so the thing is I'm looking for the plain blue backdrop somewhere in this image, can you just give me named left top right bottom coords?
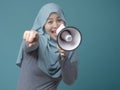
left=0, top=0, right=120, bottom=90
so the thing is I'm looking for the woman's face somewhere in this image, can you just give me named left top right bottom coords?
left=44, top=12, right=65, bottom=41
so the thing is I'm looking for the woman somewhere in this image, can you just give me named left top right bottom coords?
left=16, top=3, right=79, bottom=90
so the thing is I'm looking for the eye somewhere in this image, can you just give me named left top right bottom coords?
left=47, top=21, right=53, bottom=24
left=57, top=18, right=63, bottom=22
left=57, top=19, right=63, bottom=22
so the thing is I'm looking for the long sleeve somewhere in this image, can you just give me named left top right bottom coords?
left=59, top=51, right=79, bottom=85
left=16, top=40, right=39, bottom=67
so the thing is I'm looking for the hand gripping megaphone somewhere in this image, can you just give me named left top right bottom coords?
left=56, top=24, right=82, bottom=51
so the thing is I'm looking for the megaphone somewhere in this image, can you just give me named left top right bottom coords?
left=56, top=24, right=82, bottom=51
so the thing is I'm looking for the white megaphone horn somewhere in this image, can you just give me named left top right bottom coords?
left=56, top=24, right=82, bottom=51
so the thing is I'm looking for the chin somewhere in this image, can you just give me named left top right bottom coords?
left=52, top=37, right=57, bottom=41
left=53, top=38, right=57, bottom=41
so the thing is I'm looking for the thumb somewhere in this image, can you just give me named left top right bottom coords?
left=28, top=43, right=33, bottom=47
left=28, top=42, right=37, bottom=47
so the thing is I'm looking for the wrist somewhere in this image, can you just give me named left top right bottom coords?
left=59, top=51, right=69, bottom=60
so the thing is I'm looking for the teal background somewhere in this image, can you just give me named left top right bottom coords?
left=0, top=0, right=120, bottom=90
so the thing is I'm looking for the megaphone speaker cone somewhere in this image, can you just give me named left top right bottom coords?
left=57, top=26, right=82, bottom=51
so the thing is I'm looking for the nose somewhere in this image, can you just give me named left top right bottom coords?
left=53, top=22, right=59, bottom=29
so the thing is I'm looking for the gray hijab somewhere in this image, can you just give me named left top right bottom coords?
left=16, top=3, right=68, bottom=78
left=33, top=3, right=67, bottom=78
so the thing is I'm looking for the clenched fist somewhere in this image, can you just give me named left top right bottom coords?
left=23, top=30, right=39, bottom=47
left=57, top=45, right=68, bottom=60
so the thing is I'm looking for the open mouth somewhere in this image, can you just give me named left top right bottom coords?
left=51, top=30, right=57, bottom=35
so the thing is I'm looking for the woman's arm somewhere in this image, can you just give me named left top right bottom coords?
left=59, top=51, right=79, bottom=85
left=16, top=30, right=39, bottom=67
